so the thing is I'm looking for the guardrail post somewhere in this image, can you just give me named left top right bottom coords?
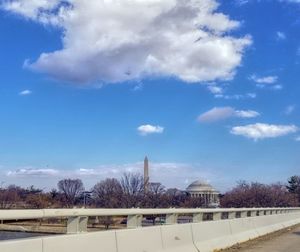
left=67, top=216, right=88, bottom=233
left=79, top=216, right=88, bottom=232
left=213, top=212, right=222, bottom=221
left=228, top=211, right=236, bottom=219
left=127, top=215, right=142, bottom=228
left=193, top=213, right=203, bottom=223
left=249, top=211, right=256, bottom=217
left=166, top=214, right=178, bottom=224
left=258, top=210, right=264, bottom=216
left=240, top=211, right=247, bottom=218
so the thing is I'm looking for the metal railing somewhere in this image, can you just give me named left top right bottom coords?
left=0, top=207, right=299, bottom=233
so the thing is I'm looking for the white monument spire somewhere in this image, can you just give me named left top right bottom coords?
left=144, top=156, right=149, bottom=192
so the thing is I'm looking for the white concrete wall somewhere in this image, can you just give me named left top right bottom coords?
left=1, top=212, right=300, bottom=252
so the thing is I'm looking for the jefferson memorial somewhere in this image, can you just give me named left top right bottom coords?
left=186, top=180, right=220, bottom=206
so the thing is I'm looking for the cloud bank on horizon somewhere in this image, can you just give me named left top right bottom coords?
left=2, top=162, right=225, bottom=191
left=2, top=0, right=251, bottom=84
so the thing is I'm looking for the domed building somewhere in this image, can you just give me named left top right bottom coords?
left=186, top=180, right=220, bottom=207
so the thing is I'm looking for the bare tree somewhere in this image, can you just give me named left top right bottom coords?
left=0, top=186, right=20, bottom=209
left=144, top=183, right=166, bottom=208
left=57, top=179, right=84, bottom=207
left=221, top=181, right=298, bottom=208
left=120, top=173, right=144, bottom=207
left=93, top=178, right=123, bottom=208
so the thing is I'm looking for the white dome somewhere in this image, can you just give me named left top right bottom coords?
left=186, top=180, right=218, bottom=193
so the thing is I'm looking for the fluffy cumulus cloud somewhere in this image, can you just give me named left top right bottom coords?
left=137, top=124, right=164, bottom=136
left=2, top=0, right=251, bottom=84
left=231, top=123, right=298, bottom=140
left=198, top=107, right=260, bottom=123
left=2, top=0, right=66, bottom=26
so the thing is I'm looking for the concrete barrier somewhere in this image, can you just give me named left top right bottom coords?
left=191, top=214, right=300, bottom=252
left=1, top=208, right=300, bottom=252
left=116, top=226, right=163, bottom=252
left=275, top=213, right=295, bottom=228
left=283, top=212, right=300, bottom=226
left=253, top=215, right=285, bottom=236
left=0, top=238, right=43, bottom=252
left=192, top=220, right=234, bottom=252
left=160, top=224, right=198, bottom=252
left=43, top=231, right=117, bottom=252
left=229, top=217, right=258, bottom=243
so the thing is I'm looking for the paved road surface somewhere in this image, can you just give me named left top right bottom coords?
left=232, top=226, right=300, bottom=252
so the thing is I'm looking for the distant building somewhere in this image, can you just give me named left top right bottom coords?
left=186, top=180, right=220, bottom=207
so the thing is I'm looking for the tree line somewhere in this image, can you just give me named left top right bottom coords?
left=0, top=174, right=299, bottom=209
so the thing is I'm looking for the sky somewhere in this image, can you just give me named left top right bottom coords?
left=0, top=0, right=300, bottom=192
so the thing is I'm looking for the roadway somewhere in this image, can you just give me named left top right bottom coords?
left=226, top=225, right=300, bottom=252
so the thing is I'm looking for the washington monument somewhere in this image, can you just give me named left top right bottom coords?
left=144, top=156, right=149, bottom=192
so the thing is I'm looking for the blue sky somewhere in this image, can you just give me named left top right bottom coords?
left=0, top=0, right=299, bottom=191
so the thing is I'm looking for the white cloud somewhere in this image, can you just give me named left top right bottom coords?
left=235, top=110, right=260, bottom=118
left=250, top=75, right=283, bottom=90
left=207, top=85, right=224, bottom=95
left=3, top=0, right=251, bottom=84
left=19, top=89, right=32, bottom=96
left=215, top=92, right=257, bottom=100
left=132, top=83, right=143, bottom=92
left=231, top=123, right=298, bottom=140
left=137, top=124, right=164, bottom=136
left=198, top=107, right=235, bottom=122
left=2, top=0, right=64, bottom=24
left=276, top=31, right=286, bottom=40
left=272, top=84, right=283, bottom=90
left=250, top=75, right=278, bottom=84
left=7, top=168, right=59, bottom=177
left=198, top=107, right=259, bottom=122
left=285, top=105, right=295, bottom=115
